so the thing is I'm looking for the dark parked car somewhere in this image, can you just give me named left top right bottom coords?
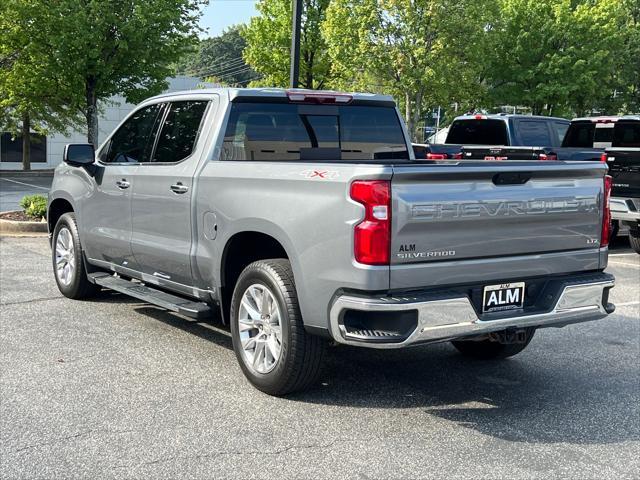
left=413, top=114, right=569, bottom=161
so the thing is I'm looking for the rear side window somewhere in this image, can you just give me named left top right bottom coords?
left=153, top=101, right=208, bottom=163
left=562, top=123, right=595, bottom=148
left=517, top=120, right=552, bottom=146
left=104, top=104, right=163, bottom=163
left=613, top=122, right=640, bottom=147
left=220, top=103, right=408, bottom=161
left=445, top=119, right=508, bottom=145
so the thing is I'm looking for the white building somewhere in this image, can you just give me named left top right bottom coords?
left=0, top=76, right=207, bottom=170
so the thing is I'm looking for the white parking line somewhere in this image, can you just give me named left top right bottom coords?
left=609, top=253, right=638, bottom=257
left=0, top=177, right=50, bottom=190
left=609, top=261, right=640, bottom=268
left=616, top=301, right=640, bottom=307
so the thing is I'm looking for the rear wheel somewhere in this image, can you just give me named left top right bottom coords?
left=52, top=212, right=100, bottom=299
left=629, top=230, right=640, bottom=254
left=451, top=328, right=535, bottom=360
left=230, top=259, right=324, bottom=395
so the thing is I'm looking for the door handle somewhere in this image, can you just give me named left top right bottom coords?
left=116, top=179, right=130, bottom=189
left=170, top=182, right=189, bottom=194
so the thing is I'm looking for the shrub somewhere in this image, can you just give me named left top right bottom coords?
left=19, top=194, right=47, bottom=220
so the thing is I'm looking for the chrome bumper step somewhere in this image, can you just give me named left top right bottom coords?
left=330, top=273, right=615, bottom=349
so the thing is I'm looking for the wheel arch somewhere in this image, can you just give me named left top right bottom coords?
left=47, top=195, right=75, bottom=238
left=218, top=230, right=296, bottom=324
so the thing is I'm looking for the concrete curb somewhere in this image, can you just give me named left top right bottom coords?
left=0, top=169, right=54, bottom=177
left=0, top=211, right=48, bottom=234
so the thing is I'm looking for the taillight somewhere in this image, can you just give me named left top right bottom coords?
left=426, top=153, right=448, bottom=160
left=601, top=175, right=612, bottom=247
left=350, top=180, right=391, bottom=265
left=600, top=152, right=608, bottom=163
left=539, top=153, right=558, bottom=161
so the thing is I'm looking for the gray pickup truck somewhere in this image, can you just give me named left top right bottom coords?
left=48, top=88, right=615, bottom=395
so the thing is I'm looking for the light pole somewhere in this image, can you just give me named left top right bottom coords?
left=289, top=0, right=302, bottom=88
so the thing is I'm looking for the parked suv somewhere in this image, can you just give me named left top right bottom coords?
left=48, top=89, right=615, bottom=395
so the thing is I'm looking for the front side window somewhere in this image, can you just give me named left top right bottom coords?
left=153, top=101, right=208, bottom=163
left=221, top=103, right=408, bottom=161
left=104, top=103, right=163, bottom=164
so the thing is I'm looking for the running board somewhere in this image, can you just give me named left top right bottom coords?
left=89, top=273, right=213, bottom=319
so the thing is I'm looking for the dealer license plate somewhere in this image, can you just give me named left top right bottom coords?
left=482, top=282, right=525, bottom=313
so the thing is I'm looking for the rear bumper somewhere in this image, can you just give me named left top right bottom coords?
left=611, top=197, right=640, bottom=223
left=329, top=273, right=615, bottom=349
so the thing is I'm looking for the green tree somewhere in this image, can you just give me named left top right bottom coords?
left=0, top=1, right=81, bottom=170
left=485, top=0, right=627, bottom=116
left=3, top=0, right=205, bottom=147
left=324, top=0, right=495, bottom=139
left=242, top=0, right=333, bottom=89
left=177, top=26, right=256, bottom=86
left=617, top=0, right=640, bottom=112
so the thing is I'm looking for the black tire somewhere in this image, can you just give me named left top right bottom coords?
left=52, top=212, right=100, bottom=299
left=230, top=259, right=324, bottom=395
left=610, top=220, right=619, bottom=244
left=629, top=231, right=640, bottom=255
left=451, top=328, right=535, bottom=360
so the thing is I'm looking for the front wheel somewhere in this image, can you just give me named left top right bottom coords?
left=52, top=212, right=100, bottom=299
left=230, top=259, right=325, bottom=395
left=451, top=328, right=535, bottom=360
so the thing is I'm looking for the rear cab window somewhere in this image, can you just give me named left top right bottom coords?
left=220, top=102, right=409, bottom=162
left=613, top=122, right=640, bottom=147
left=445, top=119, right=508, bottom=145
left=562, top=120, right=640, bottom=148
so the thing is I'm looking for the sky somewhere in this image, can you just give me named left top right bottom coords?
left=199, top=0, right=259, bottom=38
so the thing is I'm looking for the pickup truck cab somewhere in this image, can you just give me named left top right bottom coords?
left=559, top=116, right=640, bottom=252
left=48, top=88, right=615, bottom=395
left=414, top=114, right=569, bottom=161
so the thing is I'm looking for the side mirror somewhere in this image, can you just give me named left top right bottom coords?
left=63, top=144, right=95, bottom=167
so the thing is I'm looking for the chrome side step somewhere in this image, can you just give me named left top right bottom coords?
left=89, top=273, right=213, bottom=319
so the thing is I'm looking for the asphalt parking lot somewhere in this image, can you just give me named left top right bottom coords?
left=0, top=236, right=638, bottom=479
left=0, top=175, right=53, bottom=212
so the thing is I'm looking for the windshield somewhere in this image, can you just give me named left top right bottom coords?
left=221, top=102, right=409, bottom=161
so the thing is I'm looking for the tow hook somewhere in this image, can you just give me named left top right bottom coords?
left=489, top=328, right=528, bottom=344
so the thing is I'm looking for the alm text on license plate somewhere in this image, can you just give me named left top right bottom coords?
left=482, top=282, right=525, bottom=313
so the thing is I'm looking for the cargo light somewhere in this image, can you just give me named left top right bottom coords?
left=350, top=180, right=391, bottom=265
left=601, top=175, right=612, bottom=247
left=286, top=90, right=352, bottom=104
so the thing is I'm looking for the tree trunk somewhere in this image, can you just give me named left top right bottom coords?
left=21, top=112, right=31, bottom=171
left=85, top=77, right=99, bottom=146
left=411, top=91, right=423, bottom=143
left=405, top=92, right=414, bottom=141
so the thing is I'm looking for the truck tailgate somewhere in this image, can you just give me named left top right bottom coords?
left=390, top=161, right=606, bottom=288
left=606, top=147, right=640, bottom=198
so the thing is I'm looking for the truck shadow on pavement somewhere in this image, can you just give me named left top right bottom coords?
left=93, top=291, right=638, bottom=446
left=292, top=315, right=640, bottom=446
